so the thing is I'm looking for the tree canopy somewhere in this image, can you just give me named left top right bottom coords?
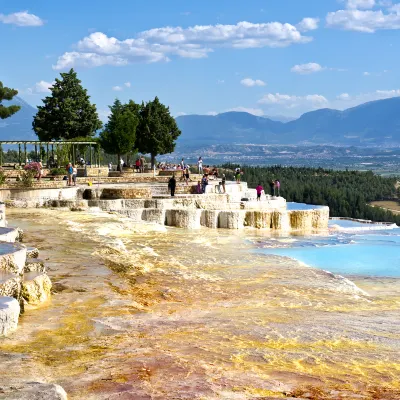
left=99, top=99, right=139, bottom=164
left=32, top=68, right=102, bottom=141
left=136, top=97, right=181, bottom=167
left=0, top=81, right=21, bottom=119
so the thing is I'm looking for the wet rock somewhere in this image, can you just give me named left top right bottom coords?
left=26, top=247, right=39, bottom=259
left=24, top=258, right=46, bottom=273
left=0, top=382, right=67, bottom=399
left=21, top=273, right=52, bottom=305
left=0, top=296, right=20, bottom=336
left=0, top=275, right=21, bottom=299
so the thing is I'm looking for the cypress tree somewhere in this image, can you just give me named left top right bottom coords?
left=33, top=69, right=102, bottom=141
left=0, top=81, right=21, bottom=119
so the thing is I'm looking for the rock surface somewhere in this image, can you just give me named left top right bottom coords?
left=0, top=296, right=20, bottom=336
left=26, top=247, right=39, bottom=259
left=21, top=273, right=52, bottom=305
left=24, top=258, right=46, bottom=273
left=0, top=382, right=67, bottom=400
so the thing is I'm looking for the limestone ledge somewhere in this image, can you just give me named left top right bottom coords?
left=0, top=296, right=20, bottom=336
left=21, top=273, right=52, bottom=306
left=0, top=382, right=67, bottom=400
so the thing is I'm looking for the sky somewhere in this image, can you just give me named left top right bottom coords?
left=1, top=0, right=400, bottom=120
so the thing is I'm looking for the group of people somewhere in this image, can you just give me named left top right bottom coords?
left=135, top=156, right=146, bottom=173
left=255, top=179, right=281, bottom=201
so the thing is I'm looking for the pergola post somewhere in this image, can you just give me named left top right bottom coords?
left=18, top=144, right=21, bottom=166
left=34, top=144, right=38, bottom=161
left=97, top=144, right=100, bottom=167
left=24, top=143, right=27, bottom=164
left=0, top=145, right=3, bottom=167
left=46, top=144, right=49, bottom=166
left=90, top=146, right=93, bottom=167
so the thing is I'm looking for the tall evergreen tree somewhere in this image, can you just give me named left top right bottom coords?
left=99, top=99, right=139, bottom=169
left=136, top=97, right=181, bottom=167
left=0, top=81, right=21, bottom=119
left=33, top=69, right=102, bottom=141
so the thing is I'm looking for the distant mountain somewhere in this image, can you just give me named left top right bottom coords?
left=264, top=115, right=296, bottom=123
left=0, top=96, right=37, bottom=141
left=176, top=97, right=400, bottom=147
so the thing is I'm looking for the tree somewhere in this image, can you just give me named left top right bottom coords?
left=136, top=97, right=181, bottom=167
left=99, top=99, right=139, bottom=170
left=0, top=81, right=20, bottom=119
left=33, top=68, right=102, bottom=141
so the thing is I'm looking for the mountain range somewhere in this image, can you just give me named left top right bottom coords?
left=1, top=96, right=400, bottom=146
left=176, top=97, right=400, bottom=147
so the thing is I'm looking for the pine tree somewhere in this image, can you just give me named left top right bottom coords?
left=136, top=97, right=181, bottom=167
left=33, top=69, right=102, bottom=141
left=0, top=81, right=21, bottom=119
left=99, top=99, right=139, bottom=169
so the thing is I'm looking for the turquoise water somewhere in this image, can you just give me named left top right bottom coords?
left=286, top=202, right=326, bottom=210
left=254, top=220, right=400, bottom=277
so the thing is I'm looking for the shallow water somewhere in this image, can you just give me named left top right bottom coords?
left=254, top=220, right=400, bottom=277
left=0, top=209, right=399, bottom=399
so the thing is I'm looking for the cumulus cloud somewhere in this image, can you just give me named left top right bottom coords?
left=291, top=62, right=325, bottom=74
left=26, top=80, right=54, bottom=94
left=296, top=17, right=319, bottom=31
left=124, top=82, right=131, bottom=88
left=337, top=93, right=351, bottom=100
left=346, top=0, right=376, bottom=9
left=258, top=93, right=328, bottom=109
left=112, top=86, right=123, bottom=91
left=240, top=78, right=266, bottom=87
left=0, top=10, right=44, bottom=27
left=327, top=5, right=400, bottom=32
left=53, top=18, right=316, bottom=70
left=226, top=107, right=264, bottom=116
left=207, top=111, right=218, bottom=116
left=332, top=88, right=400, bottom=108
left=176, top=112, right=187, bottom=117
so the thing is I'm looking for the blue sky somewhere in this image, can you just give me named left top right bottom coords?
left=1, top=0, right=400, bottom=119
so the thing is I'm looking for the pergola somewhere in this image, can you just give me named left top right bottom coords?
left=0, top=140, right=101, bottom=167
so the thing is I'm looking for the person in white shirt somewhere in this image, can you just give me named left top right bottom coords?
left=197, top=157, right=203, bottom=174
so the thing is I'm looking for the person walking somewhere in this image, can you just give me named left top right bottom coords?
left=256, top=183, right=264, bottom=201
left=275, top=179, right=281, bottom=197
left=235, top=167, right=241, bottom=183
left=119, top=157, right=124, bottom=172
left=140, top=155, right=145, bottom=173
left=269, top=180, right=276, bottom=196
left=66, top=163, right=73, bottom=186
left=221, top=173, right=226, bottom=194
left=197, top=157, right=203, bottom=174
left=201, top=174, right=208, bottom=194
left=72, top=164, right=78, bottom=186
left=168, top=174, right=177, bottom=197
left=184, top=166, right=191, bottom=185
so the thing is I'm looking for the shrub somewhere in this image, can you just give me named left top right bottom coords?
left=24, top=162, right=41, bottom=173
left=50, top=167, right=66, bottom=176
left=0, top=168, right=5, bottom=186
left=19, top=170, right=36, bottom=187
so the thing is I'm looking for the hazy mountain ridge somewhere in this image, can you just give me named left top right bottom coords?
left=176, top=97, right=400, bottom=146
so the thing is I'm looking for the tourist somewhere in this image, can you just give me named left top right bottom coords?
left=184, top=166, right=191, bottom=185
left=212, top=167, right=219, bottom=179
left=196, top=180, right=202, bottom=194
left=140, top=155, right=145, bottom=173
left=180, top=158, right=185, bottom=170
left=72, top=164, right=78, bottom=186
left=168, top=174, right=176, bottom=197
left=197, top=157, right=203, bottom=174
left=119, top=157, right=124, bottom=172
left=269, top=180, right=275, bottom=196
left=135, top=158, right=140, bottom=172
left=108, top=162, right=112, bottom=171
left=275, top=179, right=281, bottom=197
left=201, top=174, right=208, bottom=194
left=66, top=163, right=73, bottom=186
left=256, top=183, right=264, bottom=201
left=235, top=167, right=241, bottom=183
left=221, top=174, right=226, bottom=193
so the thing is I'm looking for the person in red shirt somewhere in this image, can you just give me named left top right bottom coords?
left=256, top=183, right=264, bottom=201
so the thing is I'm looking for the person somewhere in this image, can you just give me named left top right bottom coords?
left=168, top=174, right=176, bottom=197
left=135, top=158, right=140, bottom=172
left=221, top=174, right=226, bottom=194
left=256, top=183, right=264, bottom=201
left=201, top=174, right=208, bottom=194
left=235, top=167, right=241, bottom=183
left=108, top=162, right=112, bottom=171
left=72, top=164, right=78, bottom=186
left=180, top=158, right=185, bottom=170
left=140, top=156, right=145, bottom=173
left=196, top=180, right=202, bottom=194
left=212, top=167, right=219, bottom=179
left=269, top=180, right=276, bottom=196
left=66, top=163, right=73, bottom=186
left=37, top=160, right=43, bottom=181
left=184, top=166, right=191, bottom=185
left=275, top=179, right=281, bottom=197
left=119, top=158, right=124, bottom=172
left=197, top=157, right=203, bottom=174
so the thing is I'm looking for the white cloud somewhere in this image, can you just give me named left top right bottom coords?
left=337, top=93, right=351, bottom=100
left=206, top=111, right=218, bottom=116
left=176, top=112, right=187, bottom=117
left=258, top=93, right=328, bottom=109
left=240, top=78, right=266, bottom=87
left=363, top=71, right=371, bottom=76
left=226, top=107, right=264, bottom=116
left=112, top=86, right=123, bottom=91
left=327, top=7, right=400, bottom=32
left=0, top=10, right=44, bottom=27
left=98, top=109, right=111, bottom=122
left=291, top=62, right=324, bottom=74
left=124, top=82, right=131, bottom=88
left=217, top=79, right=225, bottom=84
left=25, top=80, right=54, bottom=94
left=296, top=17, right=320, bottom=31
left=346, top=0, right=376, bottom=9
left=53, top=18, right=316, bottom=70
